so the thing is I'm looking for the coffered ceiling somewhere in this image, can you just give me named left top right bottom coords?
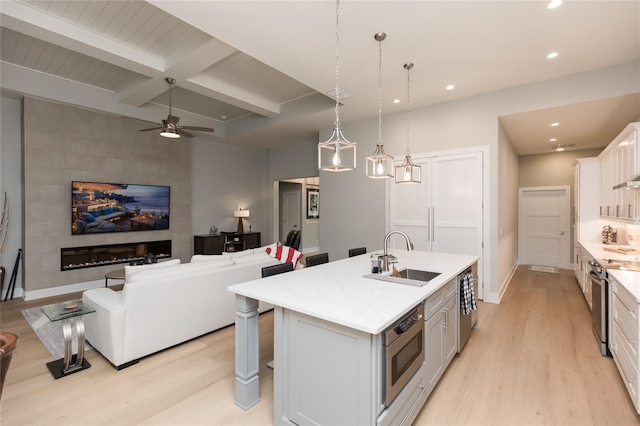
left=1, top=0, right=638, bottom=154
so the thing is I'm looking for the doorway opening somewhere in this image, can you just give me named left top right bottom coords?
left=273, top=177, right=320, bottom=254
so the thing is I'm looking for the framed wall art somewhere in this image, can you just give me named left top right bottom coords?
left=307, top=188, right=319, bottom=219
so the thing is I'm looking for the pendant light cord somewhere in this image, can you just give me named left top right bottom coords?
left=377, top=36, right=383, bottom=146
left=406, top=65, right=411, bottom=156
left=334, top=0, right=341, bottom=130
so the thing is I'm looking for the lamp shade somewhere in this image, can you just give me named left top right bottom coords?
left=234, top=209, right=250, bottom=218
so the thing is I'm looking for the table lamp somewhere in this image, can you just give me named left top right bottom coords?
left=234, top=209, right=250, bottom=234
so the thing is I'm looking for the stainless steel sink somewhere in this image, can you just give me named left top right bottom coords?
left=398, top=269, right=441, bottom=282
left=363, top=268, right=441, bottom=287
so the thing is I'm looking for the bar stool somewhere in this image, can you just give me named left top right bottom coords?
left=348, top=247, right=367, bottom=257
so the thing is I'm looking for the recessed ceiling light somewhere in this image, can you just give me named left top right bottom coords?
left=547, top=52, right=559, bottom=59
left=550, top=138, right=557, bottom=142
left=446, top=85, right=454, bottom=90
left=393, top=99, right=400, bottom=104
left=548, top=0, right=562, bottom=9
left=221, top=115, right=227, bottom=120
left=556, top=147, right=565, bottom=152
left=551, top=122, right=560, bottom=127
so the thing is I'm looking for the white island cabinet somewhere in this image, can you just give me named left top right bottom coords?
left=228, top=250, right=478, bottom=426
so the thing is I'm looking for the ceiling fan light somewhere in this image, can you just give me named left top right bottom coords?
left=160, top=128, right=180, bottom=138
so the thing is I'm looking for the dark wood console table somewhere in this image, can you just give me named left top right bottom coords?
left=194, top=232, right=261, bottom=255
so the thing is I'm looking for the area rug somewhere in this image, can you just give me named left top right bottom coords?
left=527, top=265, right=559, bottom=274
left=21, top=307, right=93, bottom=360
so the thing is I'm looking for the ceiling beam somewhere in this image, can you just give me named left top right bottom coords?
left=0, top=0, right=162, bottom=75
left=0, top=61, right=226, bottom=137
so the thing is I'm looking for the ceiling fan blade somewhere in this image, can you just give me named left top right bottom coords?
left=180, top=126, right=214, bottom=133
left=139, top=126, right=163, bottom=132
left=177, top=128, right=194, bottom=138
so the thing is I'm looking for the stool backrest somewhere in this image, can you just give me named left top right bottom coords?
left=305, top=253, right=329, bottom=267
left=262, top=262, right=294, bottom=278
left=348, top=247, right=367, bottom=257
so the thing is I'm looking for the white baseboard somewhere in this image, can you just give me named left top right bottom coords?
left=484, top=261, right=519, bottom=304
left=24, top=279, right=106, bottom=301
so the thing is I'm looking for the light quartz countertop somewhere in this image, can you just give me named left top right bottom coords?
left=228, top=249, right=478, bottom=335
left=578, top=240, right=640, bottom=301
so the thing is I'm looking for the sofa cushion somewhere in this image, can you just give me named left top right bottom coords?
left=190, top=254, right=232, bottom=263
left=229, top=249, right=255, bottom=258
left=266, top=245, right=303, bottom=269
left=126, top=259, right=235, bottom=284
left=231, top=252, right=274, bottom=265
left=125, top=259, right=181, bottom=282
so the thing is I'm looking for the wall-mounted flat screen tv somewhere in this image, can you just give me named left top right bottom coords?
left=72, top=181, right=169, bottom=235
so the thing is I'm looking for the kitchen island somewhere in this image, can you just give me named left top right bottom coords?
left=228, top=249, right=478, bottom=425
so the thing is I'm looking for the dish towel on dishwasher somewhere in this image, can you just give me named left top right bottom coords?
left=461, top=272, right=477, bottom=315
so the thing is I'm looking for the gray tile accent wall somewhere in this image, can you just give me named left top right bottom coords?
left=23, top=97, right=191, bottom=292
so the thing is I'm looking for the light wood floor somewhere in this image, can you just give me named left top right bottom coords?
left=1, top=267, right=639, bottom=425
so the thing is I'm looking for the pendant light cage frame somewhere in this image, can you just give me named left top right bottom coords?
left=366, top=32, right=394, bottom=179
left=395, top=63, right=422, bottom=184
left=319, top=0, right=356, bottom=172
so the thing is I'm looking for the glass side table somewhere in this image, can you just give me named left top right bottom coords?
left=41, top=299, right=95, bottom=379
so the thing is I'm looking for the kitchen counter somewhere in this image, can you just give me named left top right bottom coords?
left=229, top=249, right=478, bottom=334
left=578, top=240, right=640, bottom=301
left=227, top=249, right=478, bottom=418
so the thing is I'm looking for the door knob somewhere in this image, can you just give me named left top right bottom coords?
left=557, top=231, right=564, bottom=234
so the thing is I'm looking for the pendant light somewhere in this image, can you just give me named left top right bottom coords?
left=395, top=63, right=422, bottom=184
left=366, top=32, right=394, bottom=179
left=318, top=0, right=356, bottom=172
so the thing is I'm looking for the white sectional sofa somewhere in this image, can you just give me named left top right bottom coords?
left=82, top=248, right=285, bottom=369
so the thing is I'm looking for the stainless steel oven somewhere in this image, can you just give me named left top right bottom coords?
left=590, top=260, right=611, bottom=357
left=383, top=303, right=424, bottom=406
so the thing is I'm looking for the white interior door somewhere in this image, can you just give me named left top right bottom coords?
left=519, top=187, right=570, bottom=268
left=282, top=191, right=301, bottom=242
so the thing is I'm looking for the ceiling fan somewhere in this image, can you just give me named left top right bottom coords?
left=139, top=77, right=214, bottom=139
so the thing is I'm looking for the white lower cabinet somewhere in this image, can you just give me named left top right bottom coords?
left=610, top=277, right=640, bottom=414
left=424, top=279, right=457, bottom=397
left=574, top=244, right=593, bottom=310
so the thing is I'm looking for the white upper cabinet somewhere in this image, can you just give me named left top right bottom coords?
left=599, top=123, right=640, bottom=221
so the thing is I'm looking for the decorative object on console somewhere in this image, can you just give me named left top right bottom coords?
left=366, top=32, right=394, bottom=179
left=234, top=209, right=250, bottom=234
left=138, top=77, right=214, bottom=139
left=209, top=225, right=218, bottom=235
left=395, top=63, right=422, bottom=184
left=318, top=0, right=356, bottom=172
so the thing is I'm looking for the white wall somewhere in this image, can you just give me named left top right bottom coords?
left=0, top=97, right=23, bottom=298
left=190, top=138, right=269, bottom=250
left=318, top=61, right=640, bottom=303
left=268, top=140, right=319, bottom=244
left=497, top=121, right=519, bottom=302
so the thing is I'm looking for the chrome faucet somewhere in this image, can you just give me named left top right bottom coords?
left=379, top=230, right=414, bottom=272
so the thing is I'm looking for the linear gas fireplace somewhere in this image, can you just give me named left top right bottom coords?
left=61, top=240, right=172, bottom=271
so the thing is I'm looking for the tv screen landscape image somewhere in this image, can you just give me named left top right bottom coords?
left=72, top=181, right=170, bottom=235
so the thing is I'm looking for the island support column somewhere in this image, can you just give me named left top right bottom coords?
left=234, top=295, right=260, bottom=410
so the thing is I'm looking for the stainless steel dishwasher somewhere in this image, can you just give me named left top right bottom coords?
left=458, top=263, right=478, bottom=352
